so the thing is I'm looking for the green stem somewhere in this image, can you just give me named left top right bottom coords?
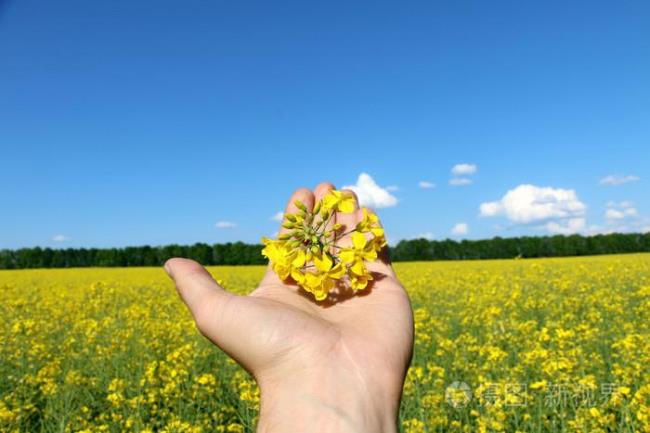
left=337, top=228, right=359, bottom=238
left=317, top=211, right=335, bottom=237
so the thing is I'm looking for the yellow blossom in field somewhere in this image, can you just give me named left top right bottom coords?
left=0, top=254, right=649, bottom=432
left=402, top=418, right=426, bottom=433
left=530, top=380, right=548, bottom=391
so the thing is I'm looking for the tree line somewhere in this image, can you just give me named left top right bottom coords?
left=389, top=232, right=650, bottom=261
left=0, top=242, right=266, bottom=269
left=1, top=232, right=649, bottom=269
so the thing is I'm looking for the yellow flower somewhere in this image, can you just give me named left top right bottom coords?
left=261, top=238, right=294, bottom=280
left=349, top=270, right=373, bottom=291
left=322, top=190, right=356, bottom=213
left=340, top=232, right=378, bottom=273
left=301, top=252, right=346, bottom=300
left=196, top=373, right=217, bottom=387
left=530, top=380, right=547, bottom=391
left=302, top=272, right=331, bottom=301
left=356, top=208, right=385, bottom=238
left=340, top=232, right=378, bottom=291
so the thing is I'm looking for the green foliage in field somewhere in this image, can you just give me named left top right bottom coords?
left=1, top=255, right=649, bottom=432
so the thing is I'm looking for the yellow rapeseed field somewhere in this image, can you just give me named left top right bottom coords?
left=1, top=254, right=649, bottom=432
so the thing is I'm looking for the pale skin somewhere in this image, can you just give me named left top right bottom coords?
left=164, top=182, right=414, bottom=433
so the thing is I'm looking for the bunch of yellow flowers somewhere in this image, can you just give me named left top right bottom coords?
left=261, top=190, right=387, bottom=301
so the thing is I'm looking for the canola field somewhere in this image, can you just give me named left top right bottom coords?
left=1, top=254, right=649, bottom=433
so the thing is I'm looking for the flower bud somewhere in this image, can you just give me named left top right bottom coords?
left=294, top=200, right=307, bottom=212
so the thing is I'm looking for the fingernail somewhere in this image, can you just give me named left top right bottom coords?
left=164, top=262, right=173, bottom=278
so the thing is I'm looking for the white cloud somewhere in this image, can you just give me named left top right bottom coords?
left=451, top=163, right=477, bottom=176
left=605, top=209, right=626, bottom=220
left=643, top=226, right=650, bottom=234
left=451, top=222, right=469, bottom=236
left=479, top=184, right=586, bottom=224
left=343, top=173, right=398, bottom=209
left=215, top=221, right=237, bottom=229
left=587, top=207, right=649, bottom=234
left=418, top=181, right=436, bottom=189
left=545, top=218, right=586, bottom=235
left=480, top=201, right=503, bottom=217
left=605, top=208, right=637, bottom=220
left=449, top=177, right=473, bottom=186
left=416, top=232, right=435, bottom=240
left=605, top=201, right=638, bottom=221
left=52, top=234, right=70, bottom=242
left=599, top=174, right=640, bottom=186
left=385, top=185, right=399, bottom=192
left=271, top=211, right=284, bottom=222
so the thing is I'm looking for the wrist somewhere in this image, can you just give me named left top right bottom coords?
left=255, top=366, right=400, bottom=433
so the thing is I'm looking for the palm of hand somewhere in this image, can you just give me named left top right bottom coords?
left=249, top=261, right=413, bottom=395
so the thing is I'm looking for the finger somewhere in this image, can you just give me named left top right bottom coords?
left=165, top=258, right=310, bottom=372
left=278, top=187, right=315, bottom=236
left=313, top=181, right=335, bottom=233
left=313, top=181, right=335, bottom=202
left=341, top=188, right=359, bottom=211
left=263, top=188, right=315, bottom=285
left=165, top=258, right=229, bottom=317
left=165, top=258, right=244, bottom=356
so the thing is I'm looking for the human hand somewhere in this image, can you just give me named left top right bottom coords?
left=165, top=183, right=414, bottom=433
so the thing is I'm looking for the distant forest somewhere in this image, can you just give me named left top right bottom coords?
left=1, top=232, right=649, bottom=269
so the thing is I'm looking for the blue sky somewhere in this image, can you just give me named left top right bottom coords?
left=1, top=0, right=649, bottom=248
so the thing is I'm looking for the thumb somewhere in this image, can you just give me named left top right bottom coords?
left=164, top=258, right=228, bottom=320
left=164, top=258, right=246, bottom=362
